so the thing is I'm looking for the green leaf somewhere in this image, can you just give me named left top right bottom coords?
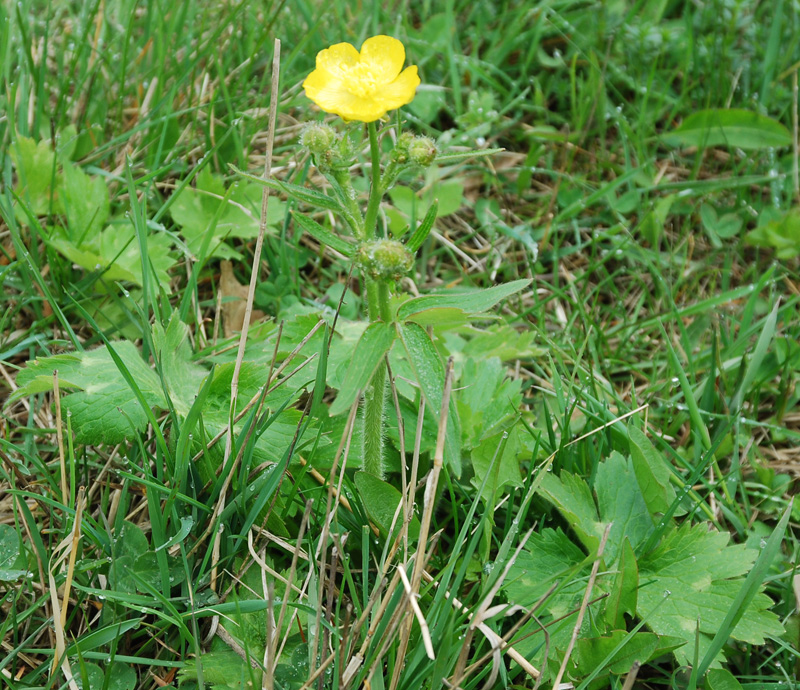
left=505, top=528, right=589, bottom=614
left=469, top=425, right=525, bottom=502
left=114, top=521, right=150, bottom=560
left=74, top=662, right=104, bottom=690
left=433, top=147, right=505, bottom=164
left=595, top=451, right=654, bottom=561
left=704, top=669, right=744, bottom=690
left=178, top=649, right=261, bottom=690
left=388, top=179, right=463, bottom=220
left=106, top=662, right=137, bottom=690
left=538, top=470, right=600, bottom=553
left=11, top=342, right=166, bottom=445
left=637, top=522, right=784, bottom=667
left=458, top=356, right=522, bottom=448
left=459, top=324, right=543, bottom=361
left=152, top=313, right=209, bottom=417
left=405, top=199, right=438, bottom=252
left=170, top=168, right=285, bottom=260
left=697, top=501, right=792, bottom=676
left=229, top=164, right=343, bottom=213
left=49, top=221, right=176, bottom=291
left=397, top=279, right=530, bottom=322
left=330, top=322, right=396, bottom=416
left=9, top=134, right=59, bottom=215
left=61, top=160, right=110, bottom=243
left=627, top=425, right=679, bottom=518
left=355, top=471, right=420, bottom=540
left=292, top=211, right=354, bottom=256
left=67, top=621, right=142, bottom=657
left=745, top=208, right=800, bottom=259
left=0, top=524, right=26, bottom=581
left=574, top=630, right=660, bottom=676
left=603, top=538, right=638, bottom=629
left=397, top=322, right=462, bottom=476
left=666, top=109, right=792, bottom=150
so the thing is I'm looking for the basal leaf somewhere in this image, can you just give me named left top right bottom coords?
left=538, top=470, right=601, bottom=553
left=61, top=160, right=110, bottom=243
left=505, top=528, right=589, bottom=614
left=11, top=342, right=166, bottom=445
left=603, top=538, right=638, bottom=629
left=152, top=313, right=208, bottom=416
left=595, top=450, right=654, bottom=560
left=666, top=109, right=792, bottom=150
left=0, top=524, right=26, bottom=582
left=458, top=356, right=522, bottom=448
left=628, top=424, right=679, bottom=518
left=637, top=523, right=784, bottom=666
left=10, top=134, right=60, bottom=215
left=355, top=471, right=420, bottom=540
left=574, top=630, right=660, bottom=677
left=704, top=668, right=744, bottom=690
left=49, top=221, right=176, bottom=291
left=745, top=207, right=800, bottom=259
left=170, top=168, right=285, bottom=260
left=469, top=424, right=525, bottom=502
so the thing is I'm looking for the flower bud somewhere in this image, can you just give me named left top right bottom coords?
left=391, top=132, right=415, bottom=164
left=300, top=123, right=337, bottom=154
left=408, top=135, right=437, bottom=166
left=357, top=239, right=414, bottom=281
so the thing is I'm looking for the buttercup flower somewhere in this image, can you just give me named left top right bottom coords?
left=303, top=36, right=420, bottom=123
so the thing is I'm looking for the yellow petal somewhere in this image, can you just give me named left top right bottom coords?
left=333, top=96, right=389, bottom=123
left=359, top=35, right=405, bottom=83
left=315, top=42, right=359, bottom=79
left=374, top=66, right=420, bottom=110
left=303, top=67, right=357, bottom=115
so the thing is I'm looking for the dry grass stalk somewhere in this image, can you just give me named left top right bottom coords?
left=621, top=661, right=641, bottom=690
left=271, top=500, right=314, bottom=674
left=411, top=357, right=455, bottom=592
left=311, top=397, right=361, bottom=677
left=396, top=565, right=435, bottom=660
left=53, top=370, right=67, bottom=505
left=48, top=486, right=86, bottom=689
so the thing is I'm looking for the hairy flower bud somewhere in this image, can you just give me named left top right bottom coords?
left=408, top=135, right=437, bottom=166
left=300, top=123, right=337, bottom=154
left=357, top=239, right=414, bottom=281
left=391, top=132, right=415, bottom=164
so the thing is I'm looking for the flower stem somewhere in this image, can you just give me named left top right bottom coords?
left=363, top=122, right=382, bottom=241
left=362, top=121, right=391, bottom=477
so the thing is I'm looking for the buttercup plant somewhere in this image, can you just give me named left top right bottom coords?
left=235, top=35, right=506, bottom=477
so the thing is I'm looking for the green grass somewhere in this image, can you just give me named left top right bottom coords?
left=1, top=1, right=799, bottom=689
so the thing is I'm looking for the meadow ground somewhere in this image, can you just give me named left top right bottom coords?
left=1, top=1, right=799, bottom=689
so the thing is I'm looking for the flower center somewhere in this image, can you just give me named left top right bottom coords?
left=342, top=62, right=380, bottom=99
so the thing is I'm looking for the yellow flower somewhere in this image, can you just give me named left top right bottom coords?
left=303, top=36, right=420, bottom=123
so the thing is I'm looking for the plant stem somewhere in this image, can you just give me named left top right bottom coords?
left=362, top=121, right=391, bottom=477
left=363, top=122, right=382, bottom=240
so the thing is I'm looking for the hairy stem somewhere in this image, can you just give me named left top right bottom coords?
left=361, top=121, right=391, bottom=476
